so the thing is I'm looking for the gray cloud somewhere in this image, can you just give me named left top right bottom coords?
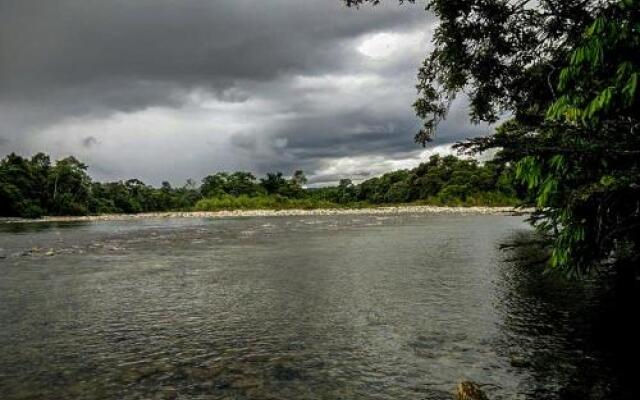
left=81, top=136, right=98, bottom=148
left=1, top=0, right=427, bottom=99
left=0, top=0, right=485, bottom=185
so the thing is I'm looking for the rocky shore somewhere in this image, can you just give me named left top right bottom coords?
left=1, top=206, right=532, bottom=224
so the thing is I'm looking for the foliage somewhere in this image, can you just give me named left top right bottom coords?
left=194, top=194, right=336, bottom=211
left=201, top=172, right=263, bottom=198
left=0, top=153, right=93, bottom=217
left=521, top=0, right=640, bottom=274
left=88, top=179, right=200, bottom=214
left=310, top=154, right=520, bottom=206
left=0, top=153, right=202, bottom=217
left=260, top=172, right=306, bottom=198
left=48, top=157, right=93, bottom=215
left=0, top=152, right=316, bottom=217
left=0, top=153, right=49, bottom=217
left=1, top=152, right=521, bottom=218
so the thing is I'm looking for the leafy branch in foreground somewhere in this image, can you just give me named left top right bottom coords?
left=518, top=0, right=640, bottom=275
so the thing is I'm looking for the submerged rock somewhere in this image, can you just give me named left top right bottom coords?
left=153, top=386, right=177, bottom=400
left=509, top=355, right=531, bottom=368
left=455, top=381, right=489, bottom=400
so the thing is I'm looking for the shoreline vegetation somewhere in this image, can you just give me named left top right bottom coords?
left=1, top=152, right=525, bottom=220
left=0, top=205, right=531, bottom=224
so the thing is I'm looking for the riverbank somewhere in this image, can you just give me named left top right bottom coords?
left=1, top=205, right=532, bottom=223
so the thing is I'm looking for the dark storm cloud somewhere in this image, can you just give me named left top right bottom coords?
left=276, top=100, right=485, bottom=160
left=229, top=90, right=489, bottom=178
left=232, top=113, right=418, bottom=160
left=81, top=136, right=98, bottom=148
left=1, top=0, right=426, bottom=100
left=0, top=0, right=485, bottom=185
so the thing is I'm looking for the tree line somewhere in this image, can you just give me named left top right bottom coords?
left=0, top=153, right=197, bottom=217
left=309, top=154, right=520, bottom=206
left=0, top=152, right=521, bottom=218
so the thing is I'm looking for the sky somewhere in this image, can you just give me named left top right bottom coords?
left=0, top=0, right=490, bottom=186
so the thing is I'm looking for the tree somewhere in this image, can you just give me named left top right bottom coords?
left=48, top=156, right=92, bottom=215
left=226, top=172, right=261, bottom=196
left=337, top=178, right=357, bottom=202
left=201, top=171, right=261, bottom=198
left=522, top=0, right=640, bottom=274
left=292, top=170, right=308, bottom=186
left=260, top=172, right=288, bottom=195
left=0, top=153, right=51, bottom=217
left=201, top=172, right=229, bottom=198
left=175, top=179, right=201, bottom=208
left=158, top=181, right=177, bottom=210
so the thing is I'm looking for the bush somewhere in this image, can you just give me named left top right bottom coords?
left=194, top=194, right=337, bottom=211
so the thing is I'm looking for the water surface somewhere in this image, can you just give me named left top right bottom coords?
left=0, top=214, right=631, bottom=399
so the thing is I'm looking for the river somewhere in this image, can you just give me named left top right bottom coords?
left=0, top=214, right=633, bottom=399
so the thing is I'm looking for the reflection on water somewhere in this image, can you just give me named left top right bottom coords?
left=0, top=215, right=635, bottom=399
left=496, top=232, right=637, bottom=400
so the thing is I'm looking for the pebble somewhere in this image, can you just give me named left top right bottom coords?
left=2, top=206, right=533, bottom=224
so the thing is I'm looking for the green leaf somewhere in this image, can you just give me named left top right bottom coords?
left=587, top=17, right=606, bottom=36
left=558, top=68, right=572, bottom=91
left=549, top=155, right=565, bottom=172
left=622, top=72, right=638, bottom=105
left=537, top=177, right=558, bottom=207
left=616, top=62, right=633, bottom=86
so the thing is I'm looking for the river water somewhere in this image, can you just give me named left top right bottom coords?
left=0, top=214, right=633, bottom=399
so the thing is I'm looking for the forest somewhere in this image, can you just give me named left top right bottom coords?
left=0, top=152, right=521, bottom=218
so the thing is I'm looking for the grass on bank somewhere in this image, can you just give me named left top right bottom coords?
left=193, top=193, right=520, bottom=212
left=194, top=195, right=344, bottom=211
left=415, top=191, right=521, bottom=207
